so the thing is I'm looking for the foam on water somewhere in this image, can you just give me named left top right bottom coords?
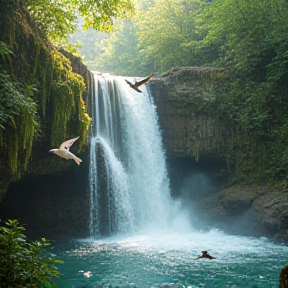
left=54, top=231, right=288, bottom=288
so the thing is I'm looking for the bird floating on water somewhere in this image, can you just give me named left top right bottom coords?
left=196, top=251, right=216, bottom=260
left=125, top=73, right=155, bottom=93
left=49, top=136, right=82, bottom=165
left=83, top=271, right=92, bottom=278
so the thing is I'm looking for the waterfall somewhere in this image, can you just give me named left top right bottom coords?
left=89, top=73, right=172, bottom=237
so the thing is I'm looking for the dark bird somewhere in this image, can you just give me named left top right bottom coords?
left=197, top=251, right=216, bottom=260
left=125, top=73, right=155, bottom=93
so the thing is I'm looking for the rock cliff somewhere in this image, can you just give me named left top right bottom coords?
left=0, top=1, right=91, bottom=238
left=150, top=67, right=226, bottom=159
left=149, top=68, right=288, bottom=242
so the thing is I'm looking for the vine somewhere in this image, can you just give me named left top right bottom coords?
left=0, top=2, right=91, bottom=178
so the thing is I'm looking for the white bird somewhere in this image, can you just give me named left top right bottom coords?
left=83, top=271, right=92, bottom=278
left=49, top=136, right=82, bottom=165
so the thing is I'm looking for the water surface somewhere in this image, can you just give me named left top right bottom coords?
left=53, top=229, right=287, bottom=288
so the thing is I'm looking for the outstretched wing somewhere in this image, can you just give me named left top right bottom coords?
left=59, top=136, right=80, bottom=151
left=135, top=73, right=155, bottom=87
left=125, top=79, right=133, bottom=86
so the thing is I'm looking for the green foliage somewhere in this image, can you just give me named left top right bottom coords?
left=87, top=21, right=142, bottom=75
left=196, top=0, right=288, bottom=70
left=200, top=0, right=288, bottom=183
left=27, top=0, right=77, bottom=45
left=0, top=41, right=14, bottom=58
left=77, top=0, right=135, bottom=32
left=0, top=2, right=91, bottom=178
left=83, top=0, right=206, bottom=75
left=0, top=219, right=63, bottom=288
left=0, top=71, right=39, bottom=174
left=27, top=0, right=135, bottom=45
left=48, top=50, right=91, bottom=147
left=136, top=0, right=205, bottom=73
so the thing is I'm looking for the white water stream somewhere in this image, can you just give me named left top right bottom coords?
left=89, top=74, right=177, bottom=237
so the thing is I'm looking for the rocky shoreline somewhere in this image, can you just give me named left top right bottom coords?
left=194, top=185, right=288, bottom=242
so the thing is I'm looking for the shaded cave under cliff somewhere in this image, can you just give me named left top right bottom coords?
left=0, top=152, right=90, bottom=240
left=0, top=152, right=228, bottom=240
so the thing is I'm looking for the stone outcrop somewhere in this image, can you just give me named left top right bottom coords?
left=192, top=185, right=288, bottom=241
left=0, top=156, right=90, bottom=239
left=149, top=68, right=288, bottom=242
left=280, top=265, right=288, bottom=288
left=150, top=67, right=225, bottom=160
left=0, top=1, right=92, bottom=239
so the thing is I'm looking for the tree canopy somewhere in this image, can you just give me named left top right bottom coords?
left=76, top=0, right=288, bottom=184
left=2, top=0, right=288, bottom=184
left=27, top=0, right=135, bottom=44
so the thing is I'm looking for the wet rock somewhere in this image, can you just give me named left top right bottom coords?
left=279, top=265, right=288, bottom=288
left=253, top=192, right=288, bottom=239
left=195, top=185, right=288, bottom=241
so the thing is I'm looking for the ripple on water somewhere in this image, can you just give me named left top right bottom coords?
left=53, top=230, right=288, bottom=288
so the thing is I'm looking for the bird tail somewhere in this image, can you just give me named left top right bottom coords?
left=74, top=156, right=82, bottom=165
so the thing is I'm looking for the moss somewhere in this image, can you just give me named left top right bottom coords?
left=47, top=49, right=91, bottom=147
left=0, top=1, right=91, bottom=179
left=8, top=128, right=19, bottom=175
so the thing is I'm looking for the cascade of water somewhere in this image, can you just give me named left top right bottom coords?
left=89, top=73, right=172, bottom=237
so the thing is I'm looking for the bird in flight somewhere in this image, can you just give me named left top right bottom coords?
left=49, top=136, right=82, bottom=165
left=125, top=73, right=155, bottom=93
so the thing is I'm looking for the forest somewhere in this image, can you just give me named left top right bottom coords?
left=1, top=0, right=288, bottom=286
left=1, top=0, right=288, bottom=184
left=74, top=0, right=288, bottom=185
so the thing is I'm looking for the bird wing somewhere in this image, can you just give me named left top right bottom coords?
left=59, top=136, right=80, bottom=151
left=133, top=86, right=142, bottom=93
left=135, top=73, right=155, bottom=87
left=66, top=151, right=82, bottom=165
left=125, top=79, right=133, bottom=86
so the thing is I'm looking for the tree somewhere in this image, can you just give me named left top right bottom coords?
left=88, top=0, right=207, bottom=75
left=136, top=0, right=205, bottom=73
left=196, top=0, right=288, bottom=182
left=27, top=0, right=135, bottom=44
left=196, top=0, right=288, bottom=72
left=90, top=21, right=143, bottom=75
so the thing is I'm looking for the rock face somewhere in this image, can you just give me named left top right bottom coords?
left=149, top=67, right=288, bottom=242
left=193, top=185, right=288, bottom=241
left=279, top=265, right=288, bottom=288
left=150, top=67, right=225, bottom=159
left=0, top=1, right=92, bottom=238
left=0, top=156, right=90, bottom=239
